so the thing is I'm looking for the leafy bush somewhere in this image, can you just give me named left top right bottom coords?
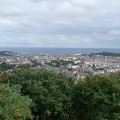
left=0, top=84, right=32, bottom=120
left=73, top=74, right=120, bottom=120
left=7, top=69, right=74, bottom=120
left=0, top=68, right=120, bottom=120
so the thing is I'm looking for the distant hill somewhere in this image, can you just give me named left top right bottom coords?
left=0, top=51, right=16, bottom=56
left=89, top=52, right=120, bottom=57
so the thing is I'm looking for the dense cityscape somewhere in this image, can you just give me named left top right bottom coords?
left=1, top=51, right=120, bottom=79
left=1, top=0, right=120, bottom=119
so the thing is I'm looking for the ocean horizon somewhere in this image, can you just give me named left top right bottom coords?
left=0, top=47, right=120, bottom=55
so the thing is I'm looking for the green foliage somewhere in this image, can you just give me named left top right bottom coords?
left=92, top=64, right=96, bottom=70
left=0, top=66, right=120, bottom=120
left=32, top=60, right=42, bottom=67
left=0, top=84, right=32, bottom=120
left=6, top=69, right=74, bottom=120
left=73, top=73, right=120, bottom=120
left=0, top=62, right=15, bottom=71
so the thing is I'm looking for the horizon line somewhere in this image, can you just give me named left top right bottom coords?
left=0, top=47, right=120, bottom=49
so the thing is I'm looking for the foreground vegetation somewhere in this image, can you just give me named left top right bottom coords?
left=0, top=68, right=120, bottom=120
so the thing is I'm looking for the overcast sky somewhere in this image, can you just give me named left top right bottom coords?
left=0, top=0, right=120, bottom=48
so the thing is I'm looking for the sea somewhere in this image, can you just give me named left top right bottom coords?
left=0, top=47, right=120, bottom=55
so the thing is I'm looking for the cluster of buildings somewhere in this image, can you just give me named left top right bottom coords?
left=0, top=51, right=120, bottom=79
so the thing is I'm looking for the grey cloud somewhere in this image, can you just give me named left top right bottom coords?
left=0, top=0, right=120, bottom=48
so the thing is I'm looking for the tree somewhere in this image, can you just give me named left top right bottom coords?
left=1, top=67, right=120, bottom=120
left=92, top=64, right=96, bottom=70
left=0, top=83, right=32, bottom=120
left=73, top=73, right=120, bottom=120
left=6, top=69, right=74, bottom=120
left=0, top=62, right=15, bottom=71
